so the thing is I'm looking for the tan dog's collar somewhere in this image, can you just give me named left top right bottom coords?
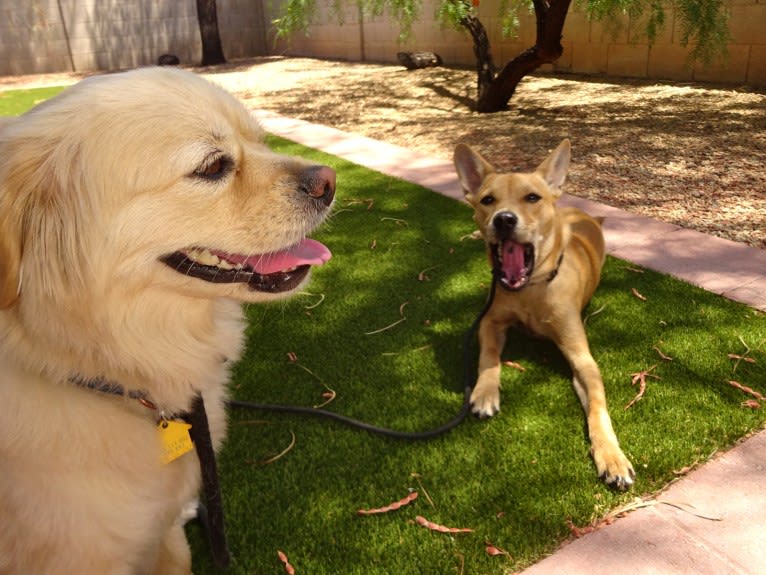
left=544, top=252, right=565, bottom=284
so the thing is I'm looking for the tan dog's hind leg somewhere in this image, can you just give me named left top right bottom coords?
left=472, top=315, right=508, bottom=417
left=557, top=320, right=635, bottom=490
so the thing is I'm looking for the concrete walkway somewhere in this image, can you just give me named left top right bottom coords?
left=255, top=110, right=766, bottom=314
left=254, top=109, right=766, bottom=575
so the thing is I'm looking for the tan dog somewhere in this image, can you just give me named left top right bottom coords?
left=454, top=140, right=634, bottom=490
left=0, top=68, right=334, bottom=574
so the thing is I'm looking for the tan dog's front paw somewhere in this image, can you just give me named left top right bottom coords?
left=470, top=384, right=500, bottom=418
left=592, top=445, right=635, bottom=491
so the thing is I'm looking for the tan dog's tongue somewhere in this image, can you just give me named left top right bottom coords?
left=502, top=241, right=526, bottom=283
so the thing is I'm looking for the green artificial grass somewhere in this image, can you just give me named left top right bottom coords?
left=0, top=86, right=66, bottom=116
left=186, top=136, right=765, bottom=574
left=5, top=88, right=765, bottom=574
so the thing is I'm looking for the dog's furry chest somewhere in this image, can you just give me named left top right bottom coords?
left=495, top=288, right=557, bottom=340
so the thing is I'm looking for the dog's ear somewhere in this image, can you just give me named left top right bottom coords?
left=453, top=144, right=494, bottom=199
left=0, top=120, right=23, bottom=308
left=536, top=139, right=571, bottom=191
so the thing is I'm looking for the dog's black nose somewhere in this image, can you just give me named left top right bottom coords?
left=493, top=211, right=518, bottom=236
left=300, top=166, right=336, bottom=207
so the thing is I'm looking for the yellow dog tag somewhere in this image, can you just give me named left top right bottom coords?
left=158, top=420, right=194, bottom=464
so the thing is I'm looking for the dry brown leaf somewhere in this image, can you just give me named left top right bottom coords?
left=502, top=360, right=526, bottom=372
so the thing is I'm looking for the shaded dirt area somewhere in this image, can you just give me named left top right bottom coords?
left=4, top=56, right=765, bottom=248
left=206, top=57, right=766, bottom=250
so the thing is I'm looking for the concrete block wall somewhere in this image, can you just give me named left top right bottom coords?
left=269, top=0, right=766, bottom=87
left=2, top=0, right=763, bottom=87
left=0, top=0, right=267, bottom=76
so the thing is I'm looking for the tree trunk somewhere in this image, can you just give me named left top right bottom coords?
left=196, top=0, right=226, bottom=66
left=471, top=0, right=572, bottom=113
left=459, top=12, right=495, bottom=106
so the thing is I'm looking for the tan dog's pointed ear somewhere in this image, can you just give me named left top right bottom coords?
left=536, top=139, right=571, bottom=191
left=0, top=189, right=22, bottom=308
left=453, top=143, right=495, bottom=199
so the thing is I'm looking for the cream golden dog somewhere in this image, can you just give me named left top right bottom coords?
left=454, top=140, right=634, bottom=490
left=0, top=68, right=334, bottom=574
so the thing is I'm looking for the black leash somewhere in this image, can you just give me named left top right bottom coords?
left=70, top=269, right=500, bottom=570
left=186, top=394, right=232, bottom=569
left=192, top=270, right=498, bottom=569
left=227, top=269, right=500, bottom=440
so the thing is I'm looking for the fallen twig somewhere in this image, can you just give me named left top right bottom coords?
left=631, top=287, right=647, bottom=301
left=583, top=304, right=606, bottom=326
left=314, top=388, right=337, bottom=409
left=567, top=496, right=722, bottom=538
left=365, top=302, right=409, bottom=335
left=381, top=344, right=432, bottom=357
left=414, top=515, right=473, bottom=534
left=286, top=360, right=337, bottom=408
left=248, top=431, right=296, bottom=466
left=381, top=217, right=408, bottom=227
left=357, top=491, right=418, bottom=516
left=728, top=337, right=756, bottom=372
left=302, top=292, right=325, bottom=310
left=653, top=346, right=673, bottom=361
left=410, top=472, right=436, bottom=509
left=460, top=230, right=483, bottom=241
left=418, top=265, right=439, bottom=281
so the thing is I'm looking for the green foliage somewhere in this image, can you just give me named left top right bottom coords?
left=274, top=0, right=422, bottom=43
left=436, top=0, right=472, bottom=33
left=498, top=0, right=527, bottom=38
left=369, top=0, right=423, bottom=42
left=273, top=0, right=731, bottom=65
left=579, top=0, right=729, bottom=64
left=676, top=0, right=730, bottom=64
left=272, top=0, right=318, bottom=39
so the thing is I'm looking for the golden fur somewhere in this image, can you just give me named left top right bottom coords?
left=454, top=140, right=634, bottom=489
left=0, top=67, right=333, bottom=574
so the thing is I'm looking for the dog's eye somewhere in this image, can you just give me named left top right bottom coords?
left=525, top=193, right=541, bottom=203
left=480, top=195, right=495, bottom=206
left=194, top=155, right=232, bottom=181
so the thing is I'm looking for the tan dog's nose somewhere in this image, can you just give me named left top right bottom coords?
left=300, top=166, right=336, bottom=207
left=493, top=211, right=518, bottom=239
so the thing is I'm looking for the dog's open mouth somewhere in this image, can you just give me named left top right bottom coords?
left=160, top=238, right=331, bottom=293
left=493, top=240, right=535, bottom=291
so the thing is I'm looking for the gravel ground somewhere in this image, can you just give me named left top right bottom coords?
left=4, top=56, right=764, bottom=249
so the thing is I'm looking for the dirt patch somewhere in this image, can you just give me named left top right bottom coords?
left=4, top=56, right=765, bottom=249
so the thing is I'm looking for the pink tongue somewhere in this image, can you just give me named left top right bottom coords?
left=502, top=241, right=526, bottom=283
left=226, top=239, right=331, bottom=275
